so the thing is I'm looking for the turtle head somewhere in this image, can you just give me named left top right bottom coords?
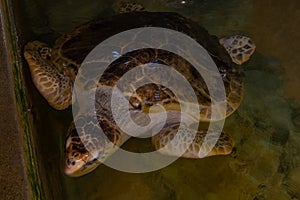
left=24, top=41, right=73, bottom=110
left=63, top=116, right=121, bottom=177
left=64, top=124, right=103, bottom=177
left=64, top=131, right=100, bottom=177
left=219, top=35, right=256, bottom=65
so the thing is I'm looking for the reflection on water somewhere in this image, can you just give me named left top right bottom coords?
left=21, top=0, right=300, bottom=199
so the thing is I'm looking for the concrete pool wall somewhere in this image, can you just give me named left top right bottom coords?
left=0, top=0, right=44, bottom=199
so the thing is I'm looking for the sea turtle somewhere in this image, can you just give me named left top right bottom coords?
left=24, top=8, right=255, bottom=177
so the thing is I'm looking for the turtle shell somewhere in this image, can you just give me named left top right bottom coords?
left=48, top=11, right=243, bottom=121
left=51, top=12, right=235, bottom=72
left=24, top=11, right=243, bottom=120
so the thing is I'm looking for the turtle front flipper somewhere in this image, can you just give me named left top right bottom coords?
left=152, top=124, right=234, bottom=158
left=219, top=35, right=256, bottom=65
left=24, top=41, right=73, bottom=110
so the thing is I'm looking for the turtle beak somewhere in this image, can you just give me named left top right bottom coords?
left=64, top=158, right=100, bottom=177
left=63, top=153, right=90, bottom=177
left=64, top=158, right=85, bottom=177
left=64, top=165, right=77, bottom=177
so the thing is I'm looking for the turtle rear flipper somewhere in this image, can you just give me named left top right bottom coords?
left=152, top=124, right=234, bottom=158
left=219, top=35, right=256, bottom=65
left=24, top=41, right=73, bottom=110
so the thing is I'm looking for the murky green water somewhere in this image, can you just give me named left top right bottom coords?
left=19, top=0, right=300, bottom=199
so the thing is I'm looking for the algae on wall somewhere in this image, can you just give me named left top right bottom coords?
left=0, top=0, right=44, bottom=199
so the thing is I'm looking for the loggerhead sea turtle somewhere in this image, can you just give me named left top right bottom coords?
left=24, top=5, right=255, bottom=177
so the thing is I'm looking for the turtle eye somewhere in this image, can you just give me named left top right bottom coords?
left=66, top=158, right=76, bottom=166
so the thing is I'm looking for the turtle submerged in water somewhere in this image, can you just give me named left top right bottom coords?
left=24, top=5, right=255, bottom=177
